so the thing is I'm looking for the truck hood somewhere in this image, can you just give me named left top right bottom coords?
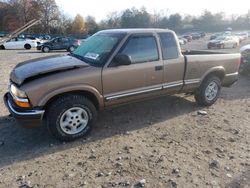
left=10, top=55, right=89, bottom=85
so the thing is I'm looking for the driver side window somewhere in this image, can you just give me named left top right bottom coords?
left=120, top=35, right=159, bottom=64
left=53, top=38, right=59, bottom=43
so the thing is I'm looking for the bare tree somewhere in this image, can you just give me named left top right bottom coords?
left=37, top=0, right=59, bottom=33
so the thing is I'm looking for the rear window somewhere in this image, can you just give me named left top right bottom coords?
left=159, top=32, right=179, bottom=60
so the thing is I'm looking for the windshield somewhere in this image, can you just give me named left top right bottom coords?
left=72, top=32, right=125, bottom=66
left=215, top=36, right=226, bottom=40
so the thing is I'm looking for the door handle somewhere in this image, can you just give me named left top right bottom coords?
left=155, top=65, right=163, bottom=71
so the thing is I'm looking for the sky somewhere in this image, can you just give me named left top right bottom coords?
left=56, top=0, right=250, bottom=21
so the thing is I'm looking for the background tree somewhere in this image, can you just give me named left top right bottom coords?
left=71, top=14, right=86, bottom=34
left=36, top=0, right=60, bottom=33
left=1, top=1, right=250, bottom=35
left=167, top=13, right=182, bottom=30
left=121, top=7, right=151, bottom=28
left=85, top=16, right=98, bottom=34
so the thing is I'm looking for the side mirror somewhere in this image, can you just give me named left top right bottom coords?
left=114, top=54, right=132, bottom=66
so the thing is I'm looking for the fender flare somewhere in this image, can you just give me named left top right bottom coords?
left=200, top=66, right=226, bottom=85
left=38, top=84, right=104, bottom=109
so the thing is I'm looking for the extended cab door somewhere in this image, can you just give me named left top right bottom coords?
left=102, top=33, right=163, bottom=106
left=158, top=32, right=185, bottom=92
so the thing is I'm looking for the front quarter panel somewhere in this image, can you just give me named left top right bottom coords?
left=21, top=67, right=103, bottom=108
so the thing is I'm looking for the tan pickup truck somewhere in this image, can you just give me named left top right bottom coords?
left=4, top=29, right=241, bottom=141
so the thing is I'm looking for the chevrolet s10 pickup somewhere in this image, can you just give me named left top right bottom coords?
left=4, top=29, right=241, bottom=141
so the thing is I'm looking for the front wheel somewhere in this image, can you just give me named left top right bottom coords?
left=220, top=44, right=225, bottom=49
left=46, top=94, right=97, bottom=141
left=42, top=46, right=50, bottom=53
left=195, top=76, right=221, bottom=106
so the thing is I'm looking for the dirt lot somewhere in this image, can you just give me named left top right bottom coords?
left=0, top=39, right=250, bottom=188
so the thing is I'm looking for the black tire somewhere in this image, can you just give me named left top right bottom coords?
left=208, top=46, right=211, bottom=49
left=42, top=46, right=50, bottom=53
left=24, top=44, right=31, bottom=49
left=0, top=45, right=5, bottom=50
left=195, top=76, right=221, bottom=106
left=46, top=94, right=97, bottom=141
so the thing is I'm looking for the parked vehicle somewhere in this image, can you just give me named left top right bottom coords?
left=207, top=36, right=238, bottom=49
left=25, top=36, right=44, bottom=45
left=210, top=33, right=222, bottom=40
left=240, top=44, right=250, bottom=74
left=4, top=29, right=241, bottom=141
left=231, top=36, right=241, bottom=44
left=38, top=35, right=51, bottom=40
left=0, top=33, right=6, bottom=38
left=198, top=31, right=206, bottom=38
left=235, top=32, right=248, bottom=42
left=178, top=37, right=187, bottom=45
left=37, top=37, right=80, bottom=52
left=0, top=37, right=37, bottom=50
left=190, top=32, right=201, bottom=40
left=224, top=31, right=232, bottom=36
left=181, top=34, right=192, bottom=42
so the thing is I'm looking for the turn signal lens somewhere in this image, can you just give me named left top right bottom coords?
left=13, top=99, right=31, bottom=108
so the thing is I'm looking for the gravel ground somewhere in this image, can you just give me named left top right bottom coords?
left=0, top=39, right=249, bottom=188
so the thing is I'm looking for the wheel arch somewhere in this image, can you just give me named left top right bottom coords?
left=200, top=66, right=225, bottom=85
left=40, top=86, right=104, bottom=111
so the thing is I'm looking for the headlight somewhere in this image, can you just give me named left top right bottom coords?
left=10, top=84, right=31, bottom=108
left=10, top=84, right=27, bottom=98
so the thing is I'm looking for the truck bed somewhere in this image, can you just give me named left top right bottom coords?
left=181, top=50, right=241, bottom=90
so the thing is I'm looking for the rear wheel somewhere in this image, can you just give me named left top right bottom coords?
left=24, top=44, right=31, bottom=49
left=68, top=46, right=75, bottom=52
left=195, top=76, right=221, bottom=106
left=0, top=45, right=5, bottom=50
left=42, top=46, right=50, bottom=53
left=46, top=94, right=97, bottom=141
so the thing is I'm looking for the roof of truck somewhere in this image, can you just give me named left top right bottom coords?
left=99, top=28, right=172, bottom=34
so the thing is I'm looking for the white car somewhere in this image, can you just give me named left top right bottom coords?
left=178, top=37, right=187, bottom=45
left=207, top=36, right=239, bottom=49
left=235, top=32, right=249, bottom=42
left=0, top=37, right=37, bottom=50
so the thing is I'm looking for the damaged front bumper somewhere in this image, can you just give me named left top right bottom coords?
left=3, top=93, right=45, bottom=128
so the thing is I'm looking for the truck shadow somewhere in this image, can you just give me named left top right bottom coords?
left=221, top=75, right=250, bottom=101
left=0, top=95, right=201, bottom=168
